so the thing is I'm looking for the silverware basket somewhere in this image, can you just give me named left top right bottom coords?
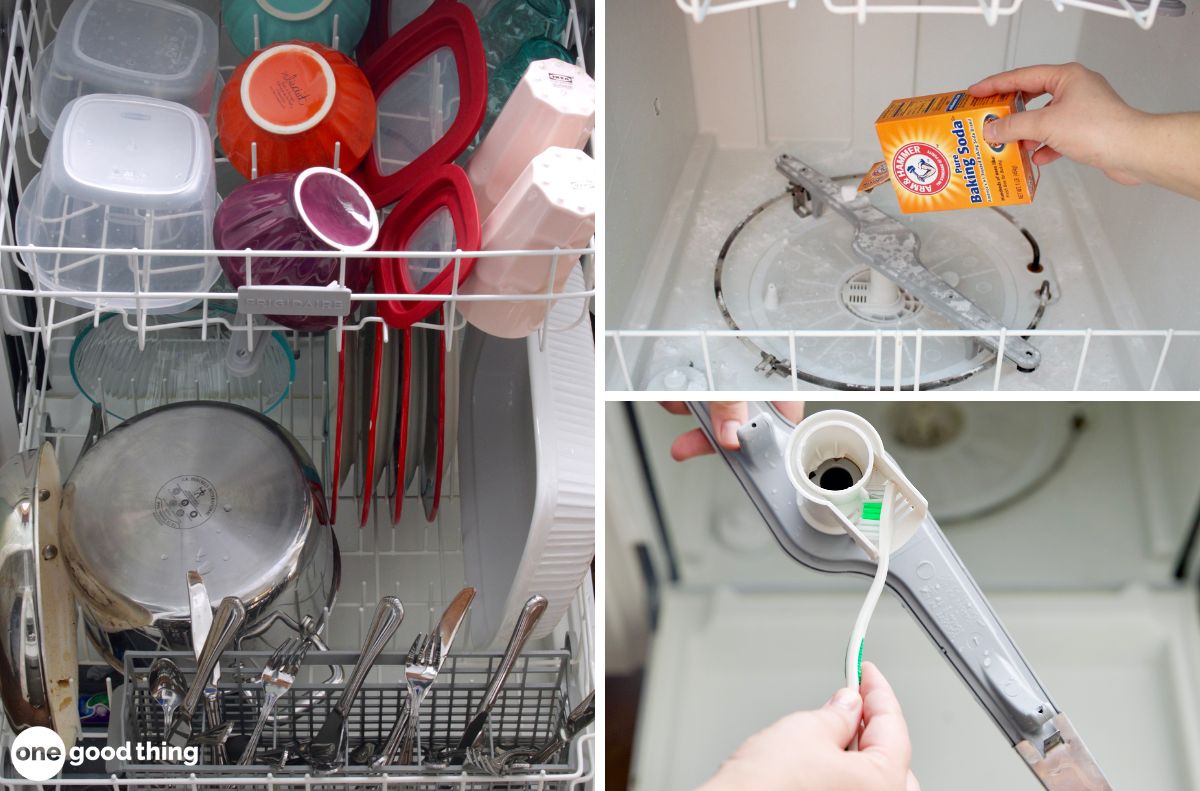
left=113, top=650, right=583, bottom=789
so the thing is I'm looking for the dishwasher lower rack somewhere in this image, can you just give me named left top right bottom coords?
left=108, top=650, right=587, bottom=788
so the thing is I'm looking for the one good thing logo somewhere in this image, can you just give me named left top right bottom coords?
left=9, top=727, right=199, bottom=779
left=891, top=142, right=950, bottom=196
left=10, top=727, right=66, bottom=781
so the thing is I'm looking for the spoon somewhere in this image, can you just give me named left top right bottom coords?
left=149, top=657, right=187, bottom=739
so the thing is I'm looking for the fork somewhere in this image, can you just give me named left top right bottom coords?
left=236, top=637, right=310, bottom=766
left=392, top=632, right=441, bottom=764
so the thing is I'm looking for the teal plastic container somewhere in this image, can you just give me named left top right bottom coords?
left=478, top=0, right=569, bottom=70
left=221, top=0, right=370, bottom=56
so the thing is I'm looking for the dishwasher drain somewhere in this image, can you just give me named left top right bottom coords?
left=715, top=171, right=1053, bottom=390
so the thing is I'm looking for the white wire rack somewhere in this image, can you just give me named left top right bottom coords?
left=0, top=0, right=595, bottom=361
left=606, top=327, right=1200, bottom=392
left=674, top=0, right=1181, bottom=28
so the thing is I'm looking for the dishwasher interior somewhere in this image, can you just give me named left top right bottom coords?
left=607, top=401, right=1200, bottom=790
left=605, top=0, right=1200, bottom=391
left=0, top=0, right=597, bottom=785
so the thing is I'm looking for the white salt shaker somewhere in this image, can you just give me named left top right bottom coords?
left=467, top=58, right=595, bottom=219
left=459, top=146, right=595, bottom=338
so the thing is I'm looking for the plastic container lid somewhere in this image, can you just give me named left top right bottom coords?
left=358, top=0, right=486, bottom=206
left=59, top=0, right=212, bottom=94
left=375, top=164, right=480, bottom=328
left=49, top=94, right=212, bottom=210
left=34, top=0, right=219, bottom=136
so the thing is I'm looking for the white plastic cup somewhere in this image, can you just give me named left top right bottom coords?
left=459, top=147, right=595, bottom=338
left=466, top=59, right=595, bottom=219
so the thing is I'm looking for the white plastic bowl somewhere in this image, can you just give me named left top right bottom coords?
left=33, top=0, right=220, bottom=138
left=16, top=94, right=220, bottom=313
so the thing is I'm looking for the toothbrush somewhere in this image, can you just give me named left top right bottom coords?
left=845, top=480, right=897, bottom=690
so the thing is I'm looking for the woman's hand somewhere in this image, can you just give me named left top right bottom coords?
left=970, top=63, right=1200, bottom=199
left=696, top=662, right=919, bottom=791
left=662, top=401, right=807, bottom=461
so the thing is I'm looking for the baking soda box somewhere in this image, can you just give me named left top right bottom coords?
left=863, top=90, right=1038, bottom=213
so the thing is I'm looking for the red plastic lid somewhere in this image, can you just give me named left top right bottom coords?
left=357, top=0, right=486, bottom=207
left=375, top=164, right=481, bottom=328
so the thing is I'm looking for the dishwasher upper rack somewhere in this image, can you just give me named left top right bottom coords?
left=0, top=0, right=595, bottom=356
left=674, top=0, right=1184, bottom=29
left=111, top=649, right=589, bottom=787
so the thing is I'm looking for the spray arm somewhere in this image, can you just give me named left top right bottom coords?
left=687, top=402, right=1111, bottom=791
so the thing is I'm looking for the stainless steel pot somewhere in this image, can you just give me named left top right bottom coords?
left=58, top=402, right=340, bottom=669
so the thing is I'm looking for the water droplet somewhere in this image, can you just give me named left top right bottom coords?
left=160, top=554, right=168, bottom=561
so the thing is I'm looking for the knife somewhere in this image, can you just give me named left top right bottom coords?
left=187, top=570, right=227, bottom=764
left=302, top=596, right=405, bottom=771
left=372, top=586, right=477, bottom=768
left=168, top=596, right=246, bottom=747
left=450, top=595, right=548, bottom=763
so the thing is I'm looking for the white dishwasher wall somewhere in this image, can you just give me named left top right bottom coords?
left=605, top=0, right=1200, bottom=391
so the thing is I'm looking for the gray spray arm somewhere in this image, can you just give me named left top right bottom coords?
left=688, top=402, right=1111, bottom=790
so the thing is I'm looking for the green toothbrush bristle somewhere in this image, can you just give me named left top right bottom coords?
left=861, top=501, right=883, bottom=521
left=857, top=640, right=864, bottom=684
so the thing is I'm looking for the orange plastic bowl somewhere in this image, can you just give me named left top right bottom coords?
left=218, top=41, right=376, bottom=179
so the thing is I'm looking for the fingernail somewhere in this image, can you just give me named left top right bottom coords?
left=720, top=420, right=741, bottom=449
left=830, top=688, right=859, bottom=710
left=984, top=122, right=997, bottom=141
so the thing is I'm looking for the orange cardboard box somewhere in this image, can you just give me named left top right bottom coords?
left=869, top=90, right=1037, bottom=213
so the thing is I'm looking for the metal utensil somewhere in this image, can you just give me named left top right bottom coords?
left=469, top=690, right=595, bottom=774
left=237, top=637, right=311, bottom=765
left=529, top=690, right=594, bottom=764
left=450, top=595, right=548, bottom=762
left=187, top=570, right=227, bottom=764
left=167, top=596, right=247, bottom=747
left=148, top=657, right=187, bottom=738
left=188, top=721, right=233, bottom=747
left=302, top=596, right=405, bottom=771
left=373, top=586, right=476, bottom=768
left=775, top=154, right=1041, bottom=372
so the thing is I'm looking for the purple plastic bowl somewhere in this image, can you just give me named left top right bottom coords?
left=214, top=167, right=380, bottom=331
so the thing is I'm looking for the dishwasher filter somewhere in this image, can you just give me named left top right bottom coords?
left=717, top=168, right=1053, bottom=389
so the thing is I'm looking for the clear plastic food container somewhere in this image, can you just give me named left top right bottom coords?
left=33, top=0, right=220, bottom=138
left=16, top=94, right=220, bottom=313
